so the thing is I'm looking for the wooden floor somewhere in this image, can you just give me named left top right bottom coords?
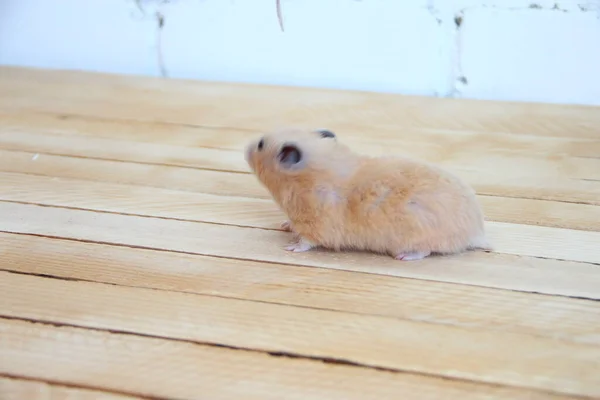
left=0, top=66, right=599, bottom=400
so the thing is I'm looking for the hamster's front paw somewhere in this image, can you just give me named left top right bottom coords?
left=284, top=237, right=315, bottom=253
left=394, top=250, right=431, bottom=261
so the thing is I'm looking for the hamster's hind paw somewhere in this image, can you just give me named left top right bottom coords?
left=394, top=250, right=431, bottom=261
left=280, top=220, right=293, bottom=231
left=285, top=237, right=315, bottom=253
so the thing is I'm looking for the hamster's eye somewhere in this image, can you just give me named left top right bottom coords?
left=257, top=138, right=264, bottom=151
left=278, top=144, right=302, bottom=168
left=317, top=129, right=336, bottom=139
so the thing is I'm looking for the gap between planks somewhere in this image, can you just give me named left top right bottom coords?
left=1, top=202, right=599, bottom=299
left=0, top=123, right=599, bottom=205
left=2, top=232, right=600, bottom=337
left=1, top=169, right=599, bottom=234
left=1, top=150, right=599, bottom=230
left=6, top=229, right=599, bottom=299
left=0, top=376, right=151, bottom=400
left=2, top=108, right=600, bottom=148
left=1, top=195, right=599, bottom=265
left=2, top=260, right=600, bottom=348
left=0, top=82, right=598, bottom=207
left=1, top=113, right=599, bottom=178
left=1, top=146, right=597, bottom=207
left=1, top=273, right=600, bottom=399
left=3, top=318, right=583, bottom=400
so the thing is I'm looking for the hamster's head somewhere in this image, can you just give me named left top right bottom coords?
left=245, top=127, right=351, bottom=195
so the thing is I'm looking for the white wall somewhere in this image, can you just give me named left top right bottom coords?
left=1, top=0, right=599, bottom=105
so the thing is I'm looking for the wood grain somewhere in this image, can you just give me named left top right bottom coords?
left=0, top=110, right=255, bottom=150
left=2, top=318, right=576, bottom=400
left=2, top=273, right=599, bottom=397
left=0, top=377, right=142, bottom=400
left=1, top=171, right=599, bottom=233
left=1, top=66, right=599, bottom=140
left=0, top=128, right=250, bottom=172
left=1, top=125, right=599, bottom=205
left=0, top=149, right=270, bottom=199
left=1, top=66, right=599, bottom=400
left=5, top=146, right=599, bottom=207
left=2, top=200, right=599, bottom=265
left=2, top=233, right=599, bottom=342
left=2, top=112, right=599, bottom=178
left=1, top=204, right=599, bottom=298
left=4, top=109, right=599, bottom=160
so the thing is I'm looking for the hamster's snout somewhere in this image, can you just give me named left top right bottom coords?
left=245, top=137, right=266, bottom=171
left=244, top=142, right=255, bottom=169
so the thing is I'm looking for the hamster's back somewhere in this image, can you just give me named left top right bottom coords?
left=343, top=155, right=487, bottom=255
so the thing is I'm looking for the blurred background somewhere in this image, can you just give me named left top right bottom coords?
left=1, top=0, right=598, bottom=105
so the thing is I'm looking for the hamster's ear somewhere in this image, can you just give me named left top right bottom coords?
left=316, top=129, right=336, bottom=139
left=278, top=144, right=302, bottom=169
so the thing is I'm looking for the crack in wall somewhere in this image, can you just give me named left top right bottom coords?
left=449, top=8, right=467, bottom=98
left=426, top=0, right=598, bottom=98
left=425, top=1, right=468, bottom=98
left=131, top=0, right=171, bottom=77
left=126, top=0, right=600, bottom=97
left=426, top=0, right=443, bottom=25
left=156, top=11, right=168, bottom=77
left=457, top=1, right=599, bottom=13
left=276, top=0, right=285, bottom=31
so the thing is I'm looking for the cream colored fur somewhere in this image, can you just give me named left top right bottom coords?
left=245, top=128, right=490, bottom=261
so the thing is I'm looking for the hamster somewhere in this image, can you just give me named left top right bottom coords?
left=244, top=127, right=490, bottom=261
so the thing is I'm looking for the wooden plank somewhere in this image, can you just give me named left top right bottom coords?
left=8, top=146, right=600, bottom=208
left=1, top=319, right=575, bottom=400
left=2, top=112, right=599, bottom=180
left=0, top=149, right=270, bottom=199
left=0, top=128, right=249, bottom=172
left=0, top=377, right=142, bottom=400
left=1, top=171, right=599, bottom=234
left=2, top=234, right=599, bottom=343
left=1, top=127, right=599, bottom=191
left=1, top=145, right=600, bottom=213
left=1, top=197, right=599, bottom=265
left=487, top=222, right=600, bottom=263
left=0, top=172, right=282, bottom=228
left=0, top=110, right=253, bottom=150
left=478, top=195, right=600, bottom=232
left=2, top=141, right=599, bottom=208
left=1, top=66, right=599, bottom=140
left=3, top=109, right=599, bottom=160
left=1, top=204, right=599, bottom=298
left=2, top=273, right=599, bottom=397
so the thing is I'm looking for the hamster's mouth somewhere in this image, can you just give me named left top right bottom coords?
left=244, top=143, right=256, bottom=172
